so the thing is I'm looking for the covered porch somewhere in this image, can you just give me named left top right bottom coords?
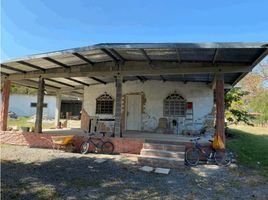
left=1, top=43, right=268, bottom=146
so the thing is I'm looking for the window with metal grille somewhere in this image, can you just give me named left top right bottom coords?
left=96, top=93, right=114, bottom=114
left=164, top=92, right=186, bottom=117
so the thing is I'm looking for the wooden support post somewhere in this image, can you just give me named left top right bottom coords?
left=0, top=80, right=11, bottom=131
left=114, top=74, right=122, bottom=137
left=54, top=92, right=62, bottom=127
left=35, top=77, right=45, bottom=133
left=215, top=73, right=225, bottom=144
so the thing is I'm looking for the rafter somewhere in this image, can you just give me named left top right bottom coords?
left=212, top=49, right=219, bottom=64
left=45, top=78, right=74, bottom=88
left=1, top=64, right=26, bottom=73
left=43, top=57, right=69, bottom=68
left=101, top=48, right=119, bottom=62
left=90, top=77, right=106, bottom=84
left=160, top=75, right=166, bottom=82
left=65, top=77, right=89, bottom=86
left=17, top=61, right=45, bottom=71
left=140, top=49, right=152, bottom=63
left=73, top=53, right=94, bottom=65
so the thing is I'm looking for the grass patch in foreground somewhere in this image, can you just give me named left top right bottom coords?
left=227, top=127, right=268, bottom=178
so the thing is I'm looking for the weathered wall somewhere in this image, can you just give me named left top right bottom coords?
left=83, top=80, right=214, bottom=132
left=0, top=94, right=56, bottom=118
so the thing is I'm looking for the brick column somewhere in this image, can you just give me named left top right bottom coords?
left=114, top=74, right=122, bottom=137
left=35, top=77, right=45, bottom=133
left=54, top=92, right=61, bottom=127
left=215, top=73, right=225, bottom=144
left=0, top=80, right=11, bottom=131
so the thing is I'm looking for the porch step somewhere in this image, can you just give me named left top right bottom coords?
left=138, top=155, right=185, bottom=168
left=143, top=143, right=185, bottom=152
left=140, top=149, right=184, bottom=159
left=145, top=139, right=186, bottom=146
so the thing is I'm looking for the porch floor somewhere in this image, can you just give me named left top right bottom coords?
left=42, top=128, right=210, bottom=143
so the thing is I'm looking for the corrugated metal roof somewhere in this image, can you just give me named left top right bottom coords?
left=1, top=43, right=267, bottom=95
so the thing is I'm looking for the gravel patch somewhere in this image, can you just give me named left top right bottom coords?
left=1, top=144, right=268, bottom=200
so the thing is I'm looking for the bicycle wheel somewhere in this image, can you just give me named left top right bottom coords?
left=80, top=142, right=89, bottom=154
left=185, top=148, right=200, bottom=166
left=101, top=142, right=114, bottom=154
left=215, top=149, right=232, bottom=166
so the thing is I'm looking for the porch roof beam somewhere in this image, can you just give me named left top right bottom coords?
left=45, top=78, right=75, bottom=88
left=160, top=75, right=166, bottom=82
left=90, top=77, right=107, bottom=85
left=109, top=49, right=126, bottom=63
left=12, top=79, right=60, bottom=91
left=43, top=57, right=69, bottom=68
left=5, top=61, right=253, bottom=80
left=212, top=49, right=219, bottom=64
left=17, top=61, right=46, bottom=71
left=1, top=64, right=26, bottom=73
left=73, top=53, right=94, bottom=65
left=65, top=77, right=90, bottom=86
left=140, top=49, right=152, bottom=64
left=175, top=49, right=181, bottom=63
left=101, top=48, right=120, bottom=62
left=232, top=48, right=268, bottom=86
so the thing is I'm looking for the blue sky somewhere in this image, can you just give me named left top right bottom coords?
left=1, top=0, right=268, bottom=61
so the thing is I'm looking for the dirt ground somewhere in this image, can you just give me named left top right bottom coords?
left=1, top=145, right=268, bottom=200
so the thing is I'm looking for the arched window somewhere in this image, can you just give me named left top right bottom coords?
left=96, top=93, right=114, bottom=114
left=164, top=92, right=186, bottom=117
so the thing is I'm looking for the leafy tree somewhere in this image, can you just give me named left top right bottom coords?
left=225, top=87, right=254, bottom=126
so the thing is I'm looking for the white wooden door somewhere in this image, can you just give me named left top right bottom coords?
left=126, top=95, right=141, bottom=130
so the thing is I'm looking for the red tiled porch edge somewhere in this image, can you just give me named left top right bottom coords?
left=0, top=131, right=144, bottom=154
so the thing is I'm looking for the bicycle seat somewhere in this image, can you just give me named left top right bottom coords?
left=208, top=140, right=213, bottom=143
left=89, top=133, right=95, bottom=137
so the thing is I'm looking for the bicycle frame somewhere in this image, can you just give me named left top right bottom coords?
left=193, top=140, right=215, bottom=161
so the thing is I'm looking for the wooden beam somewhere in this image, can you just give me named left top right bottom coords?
left=140, top=49, right=152, bottom=63
left=0, top=80, right=11, bottom=131
left=232, top=48, right=268, bottom=86
left=65, top=77, right=89, bottom=86
left=45, top=78, right=74, bottom=88
left=35, top=77, right=45, bottom=133
left=90, top=77, right=106, bottom=85
left=5, top=61, right=252, bottom=80
left=43, top=57, right=69, bottom=68
left=175, top=48, right=181, bottom=63
left=114, top=74, right=122, bottom=137
left=17, top=61, right=45, bottom=71
left=12, top=79, right=60, bottom=91
left=212, top=49, right=219, bottom=64
left=1, top=64, right=26, bottom=73
left=215, top=73, right=225, bottom=144
left=160, top=75, right=166, bottom=82
left=101, top=48, right=119, bottom=62
left=109, top=49, right=125, bottom=62
left=73, top=53, right=94, bottom=65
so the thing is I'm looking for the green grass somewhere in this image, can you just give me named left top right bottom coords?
left=8, top=117, right=54, bottom=129
left=227, top=125, right=268, bottom=177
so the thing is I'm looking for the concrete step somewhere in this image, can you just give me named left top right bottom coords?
left=141, top=149, right=185, bottom=159
left=145, top=139, right=186, bottom=146
left=143, top=143, right=185, bottom=152
left=138, top=155, right=185, bottom=168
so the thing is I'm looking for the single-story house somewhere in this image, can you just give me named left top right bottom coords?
left=1, top=43, right=267, bottom=143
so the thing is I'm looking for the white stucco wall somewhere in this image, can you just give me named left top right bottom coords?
left=0, top=94, right=56, bottom=118
left=83, top=80, right=214, bottom=132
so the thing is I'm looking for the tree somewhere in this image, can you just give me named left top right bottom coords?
left=225, top=87, right=254, bottom=126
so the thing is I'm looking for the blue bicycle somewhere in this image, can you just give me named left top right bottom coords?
left=185, top=137, right=232, bottom=166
